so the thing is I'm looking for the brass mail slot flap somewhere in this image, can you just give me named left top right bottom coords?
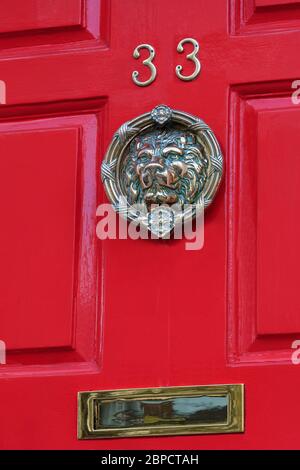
left=78, top=384, right=244, bottom=439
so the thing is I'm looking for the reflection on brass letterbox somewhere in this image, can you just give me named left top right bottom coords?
left=78, top=384, right=244, bottom=439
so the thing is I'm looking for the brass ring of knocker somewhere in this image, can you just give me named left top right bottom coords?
left=101, top=105, right=223, bottom=238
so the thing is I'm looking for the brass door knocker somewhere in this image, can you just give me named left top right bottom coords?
left=101, top=105, right=223, bottom=238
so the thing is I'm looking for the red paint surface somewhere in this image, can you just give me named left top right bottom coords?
left=0, top=0, right=299, bottom=450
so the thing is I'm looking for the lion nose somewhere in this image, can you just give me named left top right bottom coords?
left=144, top=152, right=164, bottom=170
left=140, top=162, right=164, bottom=189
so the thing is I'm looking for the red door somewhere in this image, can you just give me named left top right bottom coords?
left=0, top=0, right=300, bottom=449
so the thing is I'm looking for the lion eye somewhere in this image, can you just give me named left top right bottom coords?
left=166, top=152, right=180, bottom=160
left=137, top=152, right=151, bottom=163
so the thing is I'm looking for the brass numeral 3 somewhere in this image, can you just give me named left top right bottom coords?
left=132, top=44, right=157, bottom=87
left=176, top=38, right=201, bottom=82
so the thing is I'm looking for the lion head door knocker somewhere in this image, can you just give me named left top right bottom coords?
left=101, top=105, right=223, bottom=238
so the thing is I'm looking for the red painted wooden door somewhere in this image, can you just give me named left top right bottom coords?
left=0, top=0, right=300, bottom=450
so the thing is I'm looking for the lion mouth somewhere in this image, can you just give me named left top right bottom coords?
left=143, top=183, right=179, bottom=205
left=139, top=167, right=181, bottom=205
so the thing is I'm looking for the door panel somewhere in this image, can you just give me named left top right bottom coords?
left=0, top=105, right=103, bottom=372
left=0, top=0, right=299, bottom=449
left=232, top=0, right=300, bottom=33
left=0, top=126, right=78, bottom=350
left=228, top=82, right=300, bottom=365
left=0, top=0, right=108, bottom=51
left=0, top=0, right=83, bottom=33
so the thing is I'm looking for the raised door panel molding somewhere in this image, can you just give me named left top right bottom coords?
left=0, top=0, right=83, bottom=33
left=255, top=0, right=299, bottom=6
left=0, top=98, right=106, bottom=375
left=0, top=0, right=110, bottom=52
left=231, top=0, right=300, bottom=34
left=227, top=80, right=300, bottom=365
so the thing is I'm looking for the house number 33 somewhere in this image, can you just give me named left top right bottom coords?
left=132, top=38, right=201, bottom=87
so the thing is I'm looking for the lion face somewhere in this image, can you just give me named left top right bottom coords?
left=121, top=128, right=208, bottom=207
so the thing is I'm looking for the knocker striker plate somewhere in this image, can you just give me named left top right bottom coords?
left=101, top=105, right=223, bottom=238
